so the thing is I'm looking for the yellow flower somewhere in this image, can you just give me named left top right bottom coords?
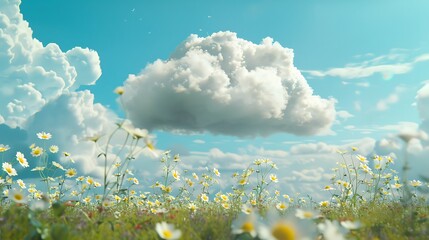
left=52, top=161, right=65, bottom=170
left=213, top=168, right=220, bottom=177
left=86, top=177, right=94, bottom=185
left=276, top=202, right=288, bottom=211
left=10, top=190, right=26, bottom=204
left=17, top=179, right=26, bottom=189
left=319, top=201, right=330, bottom=207
left=201, top=194, right=209, bottom=202
left=188, top=203, right=197, bottom=212
left=172, top=170, right=180, bottom=181
left=37, top=132, right=52, bottom=140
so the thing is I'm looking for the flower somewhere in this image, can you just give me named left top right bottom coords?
left=356, top=155, right=368, bottom=164
left=16, top=152, right=29, bottom=167
left=155, top=222, right=182, bottom=240
left=17, top=179, right=26, bottom=189
left=213, top=168, right=220, bottom=177
left=340, top=220, right=361, bottom=230
left=31, top=147, right=44, bottom=157
left=172, top=170, right=180, bottom=181
left=9, top=189, right=26, bottom=204
left=31, top=166, right=45, bottom=171
left=295, top=209, right=318, bottom=220
left=231, top=212, right=258, bottom=238
left=201, top=194, right=209, bottom=202
left=188, top=203, right=198, bottom=212
left=410, top=180, right=422, bottom=187
left=114, top=86, right=125, bottom=95
left=276, top=202, right=288, bottom=211
left=319, top=201, right=330, bottom=207
left=270, top=174, right=279, bottom=183
left=0, top=144, right=10, bottom=152
left=318, top=220, right=347, bottom=240
left=2, top=162, right=17, bottom=176
left=49, top=145, right=59, bottom=153
left=65, top=168, right=77, bottom=178
left=37, top=132, right=52, bottom=140
left=258, top=215, right=314, bottom=240
left=52, top=161, right=65, bottom=170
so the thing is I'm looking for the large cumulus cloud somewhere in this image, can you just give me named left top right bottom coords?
left=0, top=0, right=101, bottom=128
left=121, top=31, right=336, bottom=137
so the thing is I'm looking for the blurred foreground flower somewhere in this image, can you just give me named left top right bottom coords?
left=155, top=222, right=182, bottom=240
left=231, top=212, right=258, bottom=238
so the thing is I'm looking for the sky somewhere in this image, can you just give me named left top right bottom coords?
left=1, top=0, right=429, bottom=200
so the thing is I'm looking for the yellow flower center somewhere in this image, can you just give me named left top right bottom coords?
left=6, top=167, right=12, bottom=174
left=14, top=194, right=23, bottom=201
left=162, top=230, right=172, bottom=239
left=272, top=223, right=296, bottom=240
left=303, top=212, right=313, bottom=218
left=241, top=222, right=254, bottom=233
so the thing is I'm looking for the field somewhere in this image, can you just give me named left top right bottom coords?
left=0, top=125, right=428, bottom=240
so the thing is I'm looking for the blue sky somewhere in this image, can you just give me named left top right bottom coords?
left=2, top=0, right=429, bottom=198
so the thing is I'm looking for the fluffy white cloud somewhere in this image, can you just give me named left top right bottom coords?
left=304, top=51, right=429, bottom=80
left=120, top=31, right=336, bottom=137
left=0, top=0, right=101, bottom=128
left=24, top=91, right=117, bottom=177
left=376, top=86, right=405, bottom=111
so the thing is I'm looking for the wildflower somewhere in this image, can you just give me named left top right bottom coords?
left=0, top=144, right=10, bottom=152
left=155, top=222, right=182, bottom=240
left=250, top=199, right=257, bottom=206
left=242, top=204, right=253, bottom=214
left=2, top=162, right=17, bottom=176
left=173, top=154, right=180, bottom=162
left=323, top=185, right=335, bottom=191
left=37, top=132, right=51, bottom=140
left=320, top=201, right=330, bottom=207
left=49, top=145, right=59, bottom=153
left=63, top=152, right=71, bottom=157
left=276, top=202, right=288, bottom=211
left=258, top=213, right=314, bottom=240
left=52, top=161, right=65, bottom=170
left=188, top=203, right=197, bottom=212
left=31, top=147, right=44, bottom=157
left=220, top=194, right=229, bottom=202
left=192, top=172, right=199, bottom=180
left=231, top=212, right=258, bottom=238
left=17, top=179, right=26, bottom=189
left=270, top=174, right=279, bottom=183
left=93, top=182, right=101, bottom=187
left=114, top=86, right=125, bottom=95
left=201, top=194, right=209, bottom=202
left=340, top=220, right=361, bottom=230
left=356, top=155, right=368, bottom=164
left=31, top=166, right=45, bottom=171
left=213, top=168, right=220, bottom=177
left=222, top=202, right=230, bottom=210
left=16, top=152, right=29, bottom=167
left=29, top=144, right=35, bottom=149
left=295, top=209, right=318, bottom=220
left=238, top=178, right=248, bottom=185
left=83, top=197, right=91, bottom=204
left=114, top=195, right=121, bottom=202
left=351, top=146, right=358, bottom=151
left=9, top=189, right=26, bottom=204
left=86, top=177, right=94, bottom=185
left=172, top=170, right=180, bottom=181
left=186, top=178, right=193, bottom=187
left=65, top=168, right=77, bottom=178
left=410, top=180, right=422, bottom=187
left=132, top=177, right=139, bottom=185
left=76, top=176, right=85, bottom=181
left=318, top=220, right=347, bottom=240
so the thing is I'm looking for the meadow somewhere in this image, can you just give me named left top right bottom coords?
left=0, top=121, right=428, bottom=240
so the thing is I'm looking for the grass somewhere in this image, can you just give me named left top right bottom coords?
left=0, top=123, right=429, bottom=239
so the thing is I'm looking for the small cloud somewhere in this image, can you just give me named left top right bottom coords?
left=193, top=139, right=205, bottom=144
left=376, top=86, right=405, bottom=111
left=336, top=110, right=354, bottom=120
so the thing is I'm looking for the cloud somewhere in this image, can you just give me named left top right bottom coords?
left=376, top=86, right=405, bottom=111
left=23, top=91, right=117, bottom=176
left=336, top=110, right=353, bottom=120
left=304, top=51, right=429, bottom=80
left=193, top=139, right=205, bottom=144
left=0, top=0, right=101, bottom=128
left=120, top=31, right=336, bottom=137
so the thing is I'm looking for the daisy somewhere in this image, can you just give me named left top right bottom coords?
left=188, top=203, right=197, bottom=212
left=172, top=170, right=180, bottom=181
left=0, top=144, right=10, bottom=152
left=49, top=145, right=59, bottom=153
left=16, top=152, right=29, bottom=167
left=17, top=179, right=26, bottom=189
left=213, top=168, right=220, bottom=177
left=52, top=161, right=65, bottom=170
left=295, top=209, right=319, bottom=220
left=231, top=212, right=258, bottom=238
left=2, top=162, right=17, bottom=176
left=276, top=202, right=288, bottom=211
left=201, top=193, right=209, bottom=202
left=31, top=147, right=44, bottom=157
left=9, top=189, right=26, bottom=204
left=37, top=132, right=51, bottom=140
left=65, top=168, right=77, bottom=178
left=114, top=86, right=124, bottom=95
left=270, top=174, right=279, bottom=183
left=155, top=222, right=182, bottom=240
